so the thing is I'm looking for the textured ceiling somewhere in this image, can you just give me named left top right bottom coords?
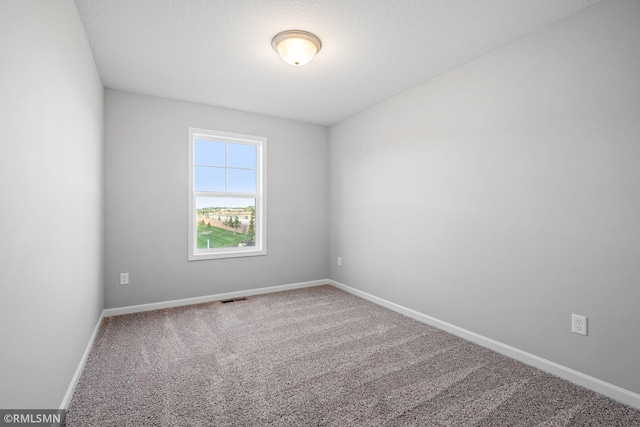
left=74, top=0, right=600, bottom=126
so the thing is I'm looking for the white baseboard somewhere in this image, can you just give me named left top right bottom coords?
left=328, top=279, right=640, bottom=410
left=59, top=310, right=105, bottom=410
left=103, top=279, right=327, bottom=317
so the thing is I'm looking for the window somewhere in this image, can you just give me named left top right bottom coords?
left=188, top=128, right=266, bottom=260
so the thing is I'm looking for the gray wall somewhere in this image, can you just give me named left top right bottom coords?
left=104, top=90, right=329, bottom=308
left=0, top=0, right=104, bottom=408
left=329, top=0, right=640, bottom=394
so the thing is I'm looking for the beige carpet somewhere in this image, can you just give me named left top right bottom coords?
left=67, top=285, right=640, bottom=426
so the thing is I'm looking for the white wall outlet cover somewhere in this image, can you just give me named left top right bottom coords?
left=120, top=273, right=129, bottom=285
left=571, top=313, right=588, bottom=336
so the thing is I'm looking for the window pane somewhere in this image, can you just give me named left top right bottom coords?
left=195, top=139, right=226, bottom=166
left=228, top=143, right=256, bottom=169
left=189, top=127, right=266, bottom=261
left=195, top=166, right=225, bottom=192
left=228, top=168, right=257, bottom=193
left=195, top=197, right=256, bottom=248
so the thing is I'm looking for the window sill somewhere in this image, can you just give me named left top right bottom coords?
left=188, top=248, right=267, bottom=261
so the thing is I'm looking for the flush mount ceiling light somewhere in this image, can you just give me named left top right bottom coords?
left=271, top=30, right=322, bottom=67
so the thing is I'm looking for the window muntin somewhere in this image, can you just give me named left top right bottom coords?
left=188, top=128, right=266, bottom=260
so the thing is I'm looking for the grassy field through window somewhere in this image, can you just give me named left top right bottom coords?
left=197, top=223, right=250, bottom=248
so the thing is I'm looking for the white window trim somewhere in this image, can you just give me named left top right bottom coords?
left=188, top=127, right=267, bottom=261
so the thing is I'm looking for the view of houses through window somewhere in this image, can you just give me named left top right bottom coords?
left=196, top=199, right=255, bottom=249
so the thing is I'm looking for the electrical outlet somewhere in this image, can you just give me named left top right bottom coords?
left=571, top=314, right=587, bottom=336
left=337, top=257, right=342, bottom=266
left=120, top=273, right=129, bottom=285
